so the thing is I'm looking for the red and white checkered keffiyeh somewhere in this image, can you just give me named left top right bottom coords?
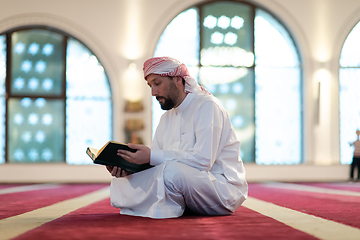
left=143, top=56, right=210, bottom=95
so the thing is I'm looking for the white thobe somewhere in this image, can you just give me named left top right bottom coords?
left=110, top=93, right=248, bottom=218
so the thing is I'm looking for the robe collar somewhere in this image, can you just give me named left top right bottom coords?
left=174, top=93, right=194, bottom=115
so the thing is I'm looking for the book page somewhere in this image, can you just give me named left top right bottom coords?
left=88, top=147, right=99, bottom=157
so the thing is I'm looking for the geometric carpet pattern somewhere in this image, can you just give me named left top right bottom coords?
left=0, top=182, right=359, bottom=240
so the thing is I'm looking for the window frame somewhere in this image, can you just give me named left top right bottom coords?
left=1, top=25, right=113, bottom=163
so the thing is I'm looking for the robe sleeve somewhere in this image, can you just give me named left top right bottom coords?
left=150, top=113, right=165, bottom=165
left=151, top=100, right=225, bottom=171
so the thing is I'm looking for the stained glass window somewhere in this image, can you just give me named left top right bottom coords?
left=8, top=98, right=64, bottom=163
left=153, top=2, right=302, bottom=164
left=8, top=30, right=65, bottom=163
left=200, top=3, right=256, bottom=162
left=339, top=21, right=360, bottom=164
left=201, top=3, right=253, bottom=67
left=0, top=28, right=112, bottom=164
left=11, top=30, right=64, bottom=96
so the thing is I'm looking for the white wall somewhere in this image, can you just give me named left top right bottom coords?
left=0, top=163, right=349, bottom=183
left=0, top=0, right=359, bottom=182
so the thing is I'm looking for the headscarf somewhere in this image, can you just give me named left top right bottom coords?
left=143, top=56, right=210, bottom=95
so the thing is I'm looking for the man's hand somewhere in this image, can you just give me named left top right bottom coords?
left=117, top=143, right=151, bottom=165
left=106, top=166, right=132, bottom=178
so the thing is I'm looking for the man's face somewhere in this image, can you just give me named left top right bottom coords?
left=146, top=74, right=179, bottom=110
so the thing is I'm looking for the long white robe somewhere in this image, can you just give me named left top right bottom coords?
left=111, top=93, right=248, bottom=218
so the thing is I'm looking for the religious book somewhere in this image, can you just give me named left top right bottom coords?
left=86, top=141, right=153, bottom=173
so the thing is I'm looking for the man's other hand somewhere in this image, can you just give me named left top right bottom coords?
left=117, top=143, right=151, bottom=165
left=106, top=166, right=132, bottom=178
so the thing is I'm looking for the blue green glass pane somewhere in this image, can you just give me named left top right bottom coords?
left=199, top=67, right=254, bottom=162
left=201, top=2, right=253, bottom=67
left=154, top=8, right=199, bottom=66
left=340, top=21, right=360, bottom=67
left=7, top=98, right=64, bottom=163
left=255, top=9, right=299, bottom=67
left=11, top=29, right=64, bottom=96
left=0, top=35, right=5, bottom=163
left=255, top=66, right=301, bottom=164
left=66, top=38, right=110, bottom=98
left=339, top=68, right=360, bottom=164
left=66, top=98, right=112, bottom=164
left=0, top=35, right=5, bottom=96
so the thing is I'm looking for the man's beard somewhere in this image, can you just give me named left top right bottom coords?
left=156, top=96, right=175, bottom=110
left=156, top=77, right=179, bottom=110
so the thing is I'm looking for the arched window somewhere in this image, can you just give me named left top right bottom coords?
left=339, top=21, right=360, bottom=164
left=153, top=1, right=302, bottom=164
left=0, top=28, right=112, bottom=164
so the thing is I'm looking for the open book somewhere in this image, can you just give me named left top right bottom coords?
left=86, top=141, right=153, bottom=173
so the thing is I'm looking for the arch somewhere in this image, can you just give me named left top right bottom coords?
left=143, top=0, right=313, bottom=162
left=151, top=0, right=303, bottom=164
left=331, top=6, right=360, bottom=163
left=338, top=15, right=360, bottom=164
left=0, top=24, right=113, bottom=164
left=0, top=13, right=123, bottom=139
left=332, top=5, right=360, bottom=66
left=0, top=13, right=116, bottom=83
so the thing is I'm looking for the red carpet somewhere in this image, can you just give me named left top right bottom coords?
left=301, top=182, right=360, bottom=192
left=249, top=183, right=360, bottom=228
left=1, top=182, right=359, bottom=240
left=12, top=199, right=318, bottom=240
left=0, top=184, right=107, bottom=220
